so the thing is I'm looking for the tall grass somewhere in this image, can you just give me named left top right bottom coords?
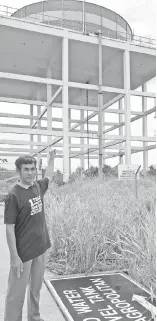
left=45, top=176, right=156, bottom=294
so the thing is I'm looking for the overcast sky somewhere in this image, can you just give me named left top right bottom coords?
left=0, top=0, right=156, bottom=170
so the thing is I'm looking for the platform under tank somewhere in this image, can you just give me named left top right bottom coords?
left=2, top=0, right=153, bottom=108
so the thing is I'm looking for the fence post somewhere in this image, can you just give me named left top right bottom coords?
left=135, top=165, right=141, bottom=199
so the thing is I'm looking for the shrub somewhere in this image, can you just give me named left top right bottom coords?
left=83, top=166, right=99, bottom=178
left=149, top=165, right=156, bottom=176
left=102, top=164, right=118, bottom=177
left=0, top=167, right=16, bottom=180
left=52, top=170, right=64, bottom=186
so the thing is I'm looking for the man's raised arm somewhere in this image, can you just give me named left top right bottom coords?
left=45, top=149, right=56, bottom=178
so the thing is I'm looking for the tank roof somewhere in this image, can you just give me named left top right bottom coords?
left=12, top=0, right=132, bottom=40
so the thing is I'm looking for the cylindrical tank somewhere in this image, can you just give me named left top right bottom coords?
left=12, top=0, right=132, bottom=41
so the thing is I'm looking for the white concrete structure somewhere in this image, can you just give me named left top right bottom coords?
left=0, top=1, right=156, bottom=182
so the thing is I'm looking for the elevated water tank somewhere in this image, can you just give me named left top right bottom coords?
left=12, top=0, right=132, bottom=41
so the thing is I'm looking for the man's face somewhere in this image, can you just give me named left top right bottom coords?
left=18, top=163, right=37, bottom=185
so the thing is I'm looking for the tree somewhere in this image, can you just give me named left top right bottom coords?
left=149, top=165, right=156, bottom=176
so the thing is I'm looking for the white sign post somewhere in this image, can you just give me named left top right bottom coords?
left=118, top=164, right=140, bottom=181
left=118, top=164, right=141, bottom=199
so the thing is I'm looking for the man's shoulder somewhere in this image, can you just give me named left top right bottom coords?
left=5, top=185, right=19, bottom=206
left=7, top=184, right=19, bottom=196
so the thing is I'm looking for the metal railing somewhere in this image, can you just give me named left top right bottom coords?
left=0, top=4, right=156, bottom=49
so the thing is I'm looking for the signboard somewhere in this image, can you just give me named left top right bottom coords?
left=118, top=165, right=140, bottom=181
left=45, top=272, right=156, bottom=321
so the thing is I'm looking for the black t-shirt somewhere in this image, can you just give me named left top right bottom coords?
left=4, top=177, right=51, bottom=262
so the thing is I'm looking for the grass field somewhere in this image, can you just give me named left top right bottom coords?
left=45, top=176, right=156, bottom=297
left=0, top=173, right=156, bottom=298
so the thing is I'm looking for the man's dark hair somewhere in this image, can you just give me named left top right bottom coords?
left=15, top=155, right=37, bottom=171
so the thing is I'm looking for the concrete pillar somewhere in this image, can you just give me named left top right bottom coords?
left=62, top=31, right=69, bottom=182
left=119, top=99, right=123, bottom=164
left=69, top=108, right=71, bottom=175
left=37, top=106, right=41, bottom=166
left=61, top=0, right=64, bottom=28
left=98, top=32, right=103, bottom=175
left=83, top=0, right=86, bottom=34
left=103, top=111, right=105, bottom=165
left=86, top=89, right=90, bottom=169
left=124, top=49, right=131, bottom=164
left=30, top=104, right=34, bottom=155
left=80, top=109, right=85, bottom=169
left=47, top=66, right=54, bottom=172
left=142, top=83, right=148, bottom=170
left=37, top=105, right=42, bottom=179
left=154, top=98, right=156, bottom=137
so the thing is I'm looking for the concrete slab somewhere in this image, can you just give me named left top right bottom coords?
left=0, top=204, right=65, bottom=321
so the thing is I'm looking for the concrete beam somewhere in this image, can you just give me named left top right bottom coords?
left=0, top=71, right=62, bottom=86
left=0, top=97, right=147, bottom=115
left=0, top=112, right=118, bottom=126
left=0, top=71, right=155, bottom=97
left=104, top=106, right=156, bottom=134
left=0, top=126, right=63, bottom=136
left=130, top=90, right=156, bottom=98
left=0, top=145, right=151, bottom=152
left=0, top=126, right=155, bottom=142
left=0, top=16, right=155, bottom=56
left=0, top=139, right=100, bottom=149
left=31, top=86, right=62, bottom=128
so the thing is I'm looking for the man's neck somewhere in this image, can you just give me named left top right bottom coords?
left=17, top=180, right=34, bottom=189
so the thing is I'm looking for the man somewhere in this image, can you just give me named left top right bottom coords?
left=4, top=149, right=56, bottom=321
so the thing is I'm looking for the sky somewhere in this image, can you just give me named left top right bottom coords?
left=0, top=0, right=156, bottom=171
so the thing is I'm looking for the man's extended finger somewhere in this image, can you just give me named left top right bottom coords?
left=21, top=264, right=23, bottom=272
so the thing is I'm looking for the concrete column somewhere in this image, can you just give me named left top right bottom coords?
left=47, top=67, right=54, bottom=171
left=61, top=0, right=64, bottom=28
left=62, top=31, right=69, bottom=182
left=142, top=83, right=148, bottom=170
left=154, top=98, right=156, bottom=137
left=98, top=32, right=103, bottom=175
left=103, top=111, right=105, bottom=165
left=119, top=99, right=123, bottom=164
left=80, top=109, right=85, bottom=169
left=37, top=105, right=41, bottom=164
left=30, top=104, right=33, bottom=155
left=69, top=108, right=71, bottom=175
left=124, top=49, right=131, bottom=164
left=83, top=0, right=86, bottom=33
left=37, top=105, right=42, bottom=179
left=86, top=89, right=90, bottom=169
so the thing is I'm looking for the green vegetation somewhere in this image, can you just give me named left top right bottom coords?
left=0, top=167, right=16, bottom=180
left=0, top=167, right=17, bottom=200
left=44, top=171, right=156, bottom=298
